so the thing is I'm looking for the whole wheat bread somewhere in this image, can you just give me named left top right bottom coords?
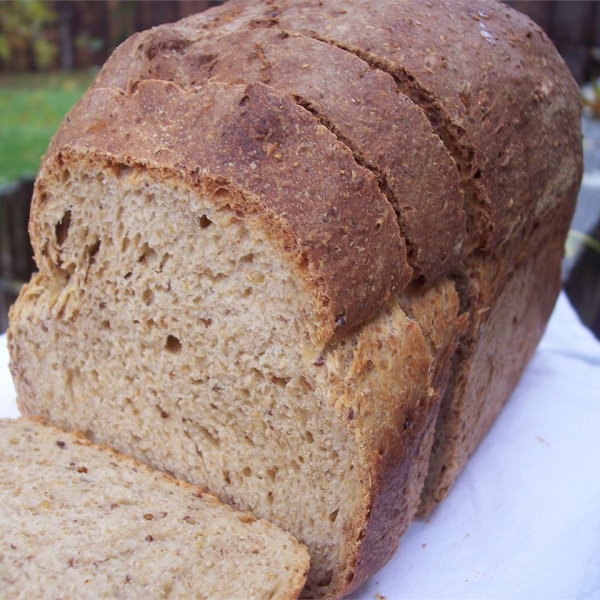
left=0, top=417, right=309, bottom=600
left=8, top=0, right=582, bottom=598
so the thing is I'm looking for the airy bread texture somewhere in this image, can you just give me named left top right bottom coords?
left=0, top=418, right=309, bottom=600
left=8, top=0, right=582, bottom=598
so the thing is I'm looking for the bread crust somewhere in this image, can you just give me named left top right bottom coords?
left=343, top=280, right=464, bottom=593
left=35, top=80, right=409, bottom=345
left=419, top=189, right=578, bottom=513
left=94, top=26, right=465, bottom=280
left=183, top=0, right=581, bottom=250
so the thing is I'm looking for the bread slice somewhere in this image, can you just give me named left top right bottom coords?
left=8, top=79, right=462, bottom=598
left=0, top=417, right=309, bottom=600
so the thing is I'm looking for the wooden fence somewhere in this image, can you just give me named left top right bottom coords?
left=0, top=178, right=36, bottom=333
left=2, top=1, right=600, bottom=84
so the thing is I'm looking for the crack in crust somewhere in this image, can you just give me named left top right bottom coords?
left=284, top=32, right=484, bottom=252
left=182, top=0, right=582, bottom=252
left=288, top=94, right=412, bottom=265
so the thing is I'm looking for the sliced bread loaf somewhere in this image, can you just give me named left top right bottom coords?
left=9, top=79, right=462, bottom=598
left=0, top=417, right=309, bottom=600
left=7, top=0, right=582, bottom=597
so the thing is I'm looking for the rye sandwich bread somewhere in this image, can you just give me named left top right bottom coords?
left=8, top=0, right=582, bottom=597
left=8, top=77, right=463, bottom=597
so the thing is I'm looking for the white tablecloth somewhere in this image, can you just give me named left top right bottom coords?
left=2, top=291, right=600, bottom=599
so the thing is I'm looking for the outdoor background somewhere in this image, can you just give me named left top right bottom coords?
left=1, top=0, right=599, bottom=336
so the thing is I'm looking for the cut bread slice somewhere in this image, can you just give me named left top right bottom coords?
left=9, top=79, right=462, bottom=598
left=0, top=417, right=309, bottom=600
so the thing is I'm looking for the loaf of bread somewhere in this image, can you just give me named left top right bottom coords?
left=0, top=417, right=309, bottom=599
left=8, top=0, right=582, bottom=598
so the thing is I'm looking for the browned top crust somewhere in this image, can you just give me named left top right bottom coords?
left=40, top=80, right=410, bottom=344
left=94, top=26, right=465, bottom=281
left=182, top=0, right=583, bottom=250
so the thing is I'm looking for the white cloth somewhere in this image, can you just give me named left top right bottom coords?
left=2, top=292, right=599, bottom=599
left=0, top=334, right=18, bottom=419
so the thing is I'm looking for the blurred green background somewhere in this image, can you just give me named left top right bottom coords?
left=0, top=0, right=226, bottom=186
left=0, top=70, right=95, bottom=186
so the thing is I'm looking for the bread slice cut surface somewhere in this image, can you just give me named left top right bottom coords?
left=0, top=418, right=309, bottom=600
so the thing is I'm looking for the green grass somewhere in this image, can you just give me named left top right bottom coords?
left=0, top=70, right=97, bottom=186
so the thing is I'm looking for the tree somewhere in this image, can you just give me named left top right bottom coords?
left=0, top=1, right=58, bottom=71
